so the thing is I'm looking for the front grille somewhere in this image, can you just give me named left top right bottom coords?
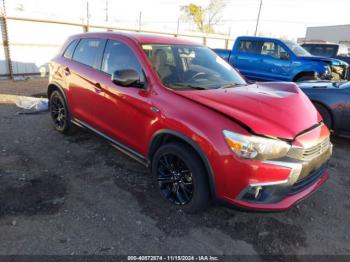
left=288, top=164, right=327, bottom=195
left=287, top=137, right=331, bottom=161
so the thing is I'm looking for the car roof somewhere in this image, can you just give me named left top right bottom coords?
left=70, top=31, right=201, bottom=46
left=237, top=36, right=288, bottom=42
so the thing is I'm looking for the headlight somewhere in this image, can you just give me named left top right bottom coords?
left=323, top=66, right=331, bottom=76
left=223, top=130, right=291, bottom=161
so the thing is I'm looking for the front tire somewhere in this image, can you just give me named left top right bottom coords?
left=49, top=90, right=71, bottom=134
left=151, top=142, right=210, bottom=213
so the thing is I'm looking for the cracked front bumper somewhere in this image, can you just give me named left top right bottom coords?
left=227, top=124, right=332, bottom=211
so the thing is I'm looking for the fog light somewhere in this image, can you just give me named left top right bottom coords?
left=255, top=186, right=263, bottom=198
left=242, top=186, right=264, bottom=201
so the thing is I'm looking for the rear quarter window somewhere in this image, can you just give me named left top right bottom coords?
left=72, top=38, right=106, bottom=69
left=63, top=39, right=79, bottom=59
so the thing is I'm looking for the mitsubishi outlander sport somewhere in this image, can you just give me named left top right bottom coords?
left=48, top=32, right=332, bottom=212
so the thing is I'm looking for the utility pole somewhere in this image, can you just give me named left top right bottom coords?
left=138, top=11, right=142, bottom=31
left=105, top=0, right=108, bottom=22
left=85, top=1, right=90, bottom=32
left=176, top=18, right=180, bottom=36
left=254, top=0, right=263, bottom=36
left=225, top=26, right=231, bottom=49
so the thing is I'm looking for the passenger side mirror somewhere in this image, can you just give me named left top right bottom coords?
left=112, top=69, right=144, bottom=88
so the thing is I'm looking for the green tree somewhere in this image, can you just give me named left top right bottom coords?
left=181, top=0, right=227, bottom=34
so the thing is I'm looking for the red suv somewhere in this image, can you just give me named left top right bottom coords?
left=48, top=32, right=332, bottom=212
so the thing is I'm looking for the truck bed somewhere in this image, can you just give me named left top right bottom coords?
left=213, top=48, right=231, bottom=62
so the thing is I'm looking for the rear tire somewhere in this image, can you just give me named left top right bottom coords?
left=314, top=103, right=332, bottom=130
left=49, top=90, right=71, bottom=134
left=151, top=142, right=210, bottom=213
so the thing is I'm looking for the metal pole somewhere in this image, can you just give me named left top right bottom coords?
left=176, top=18, right=180, bottom=36
left=0, top=0, right=13, bottom=79
left=85, top=1, right=89, bottom=32
left=138, top=11, right=142, bottom=31
left=254, top=0, right=263, bottom=36
left=203, top=37, right=207, bottom=46
left=105, top=0, right=108, bottom=22
left=225, top=26, right=231, bottom=49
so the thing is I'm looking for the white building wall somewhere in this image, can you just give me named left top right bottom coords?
left=0, top=18, right=230, bottom=77
left=305, top=25, right=350, bottom=44
left=6, top=20, right=83, bottom=75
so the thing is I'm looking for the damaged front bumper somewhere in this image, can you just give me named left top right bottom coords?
left=321, top=65, right=349, bottom=81
left=233, top=123, right=332, bottom=210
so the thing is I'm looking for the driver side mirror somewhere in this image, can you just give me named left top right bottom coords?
left=112, top=69, right=145, bottom=88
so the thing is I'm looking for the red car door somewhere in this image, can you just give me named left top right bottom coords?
left=85, top=39, right=155, bottom=155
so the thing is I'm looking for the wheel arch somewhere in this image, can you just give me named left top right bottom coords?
left=293, top=71, right=317, bottom=82
left=148, top=129, right=216, bottom=198
left=47, top=82, right=67, bottom=102
left=311, top=100, right=335, bottom=130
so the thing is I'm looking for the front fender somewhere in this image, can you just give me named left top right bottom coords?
left=292, top=60, right=329, bottom=78
left=148, top=129, right=217, bottom=197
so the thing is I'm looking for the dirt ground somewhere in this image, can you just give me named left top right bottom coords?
left=0, top=78, right=350, bottom=259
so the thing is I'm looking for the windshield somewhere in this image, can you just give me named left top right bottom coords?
left=142, top=44, right=246, bottom=90
left=283, top=40, right=312, bottom=57
left=302, top=44, right=338, bottom=57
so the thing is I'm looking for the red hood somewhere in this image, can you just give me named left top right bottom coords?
left=176, top=82, right=321, bottom=140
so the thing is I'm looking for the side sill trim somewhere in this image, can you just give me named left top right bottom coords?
left=71, top=118, right=149, bottom=167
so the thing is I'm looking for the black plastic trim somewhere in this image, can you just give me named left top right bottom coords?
left=71, top=118, right=149, bottom=166
left=288, top=164, right=328, bottom=195
left=47, top=82, right=67, bottom=102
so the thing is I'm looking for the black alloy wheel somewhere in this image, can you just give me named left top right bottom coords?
left=152, top=142, right=210, bottom=213
left=49, top=90, right=71, bottom=133
left=157, top=153, right=194, bottom=205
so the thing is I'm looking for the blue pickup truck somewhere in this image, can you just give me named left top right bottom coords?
left=214, top=36, right=349, bottom=82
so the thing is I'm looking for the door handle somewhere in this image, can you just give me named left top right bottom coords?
left=64, top=67, right=70, bottom=76
left=94, top=82, right=103, bottom=93
left=150, top=106, right=160, bottom=113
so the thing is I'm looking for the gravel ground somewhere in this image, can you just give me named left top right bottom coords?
left=0, top=79, right=350, bottom=259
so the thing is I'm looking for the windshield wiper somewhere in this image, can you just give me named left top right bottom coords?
left=169, top=83, right=208, bottom=90
left=219, top=83, right=245, bottom=89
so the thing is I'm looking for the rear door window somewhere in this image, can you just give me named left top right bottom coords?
left=72, top=38, right=106, bottom=69
left=238, top=40, right=264, bottom=54
left=101, top=40, right=143, bottom=75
